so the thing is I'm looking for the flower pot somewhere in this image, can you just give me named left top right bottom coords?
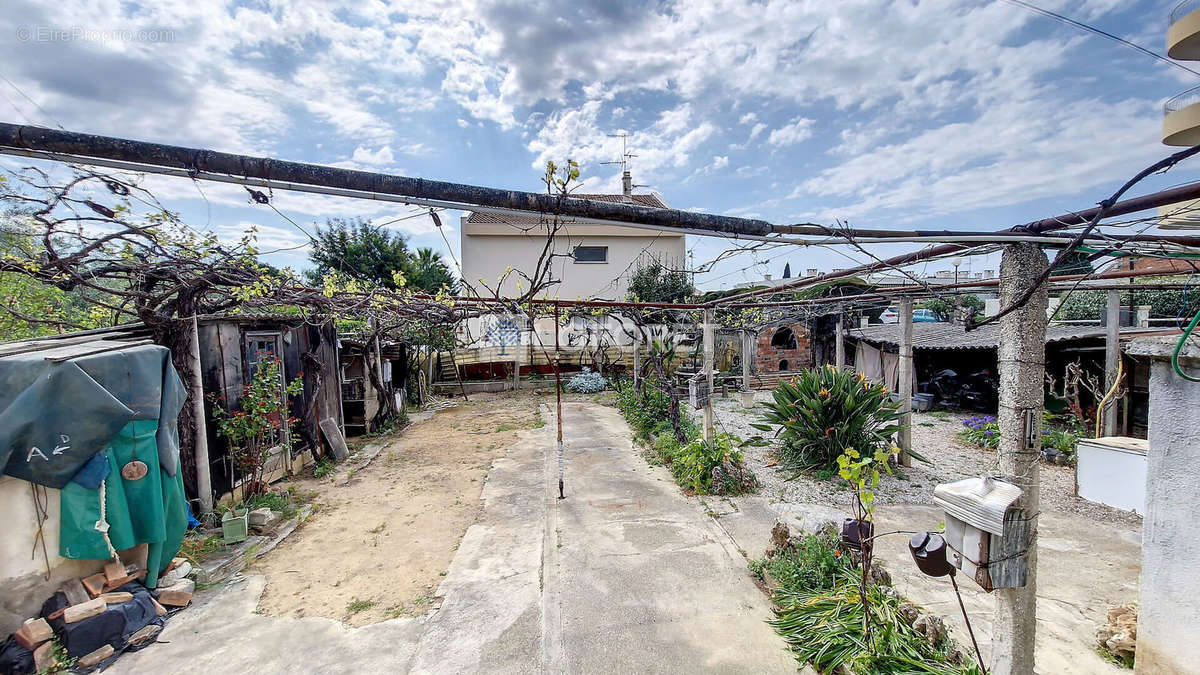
left=222, top=508, right=249, bottom=545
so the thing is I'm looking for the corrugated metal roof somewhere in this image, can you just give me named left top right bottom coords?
left=848, top=323, right=1171, bottom=351
left=465, top=193, right=669, bottom=225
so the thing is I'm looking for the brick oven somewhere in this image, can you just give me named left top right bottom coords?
left=755, top=323, right=812, bottom=374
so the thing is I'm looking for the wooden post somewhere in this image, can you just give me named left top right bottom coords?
left=1103, top=290, right=1121, bottom=437
left=633, top=331, right=643, bottom=389
left=703, top=309, right=715, bottom=446
left=897, top=298, right=914, bottom=467
left=512, top=325, right=521, bottom=392
left=993, top=243, right=1048, bottom=675
left=835, top=315, right=846, bottom=369
left=742, top=329, right=753, bottom=391
left=187, top=315, right=213, bottom=515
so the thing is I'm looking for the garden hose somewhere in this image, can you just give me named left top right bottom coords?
left=1172, top=306, right=1200, bottom=383
left=1094, top=359, right=1124, bottom=439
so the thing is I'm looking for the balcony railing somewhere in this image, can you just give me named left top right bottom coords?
left=1171, top=0, right=1200, bottom=25
left=1164, top=84, right=1200, bottom=116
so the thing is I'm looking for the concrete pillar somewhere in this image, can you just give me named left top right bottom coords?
left=1103, top=290, right=1121, bottom=437
left=703, top=309, right=714, bottom=446
left=1125, top=338, right=1200, bottom=674
left=835, top=315, right=845, bottom=369
left=993, top=243, right=1048, bottom=675
left=897, top=298, right=913, bottom=467
left=187, top=315, right=213, bottom=515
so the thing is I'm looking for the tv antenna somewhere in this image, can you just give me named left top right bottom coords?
left=602, top=132, right=642, bottom=199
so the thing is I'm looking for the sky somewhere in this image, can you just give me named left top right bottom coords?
left=1, top=0, right=1198, bottom=294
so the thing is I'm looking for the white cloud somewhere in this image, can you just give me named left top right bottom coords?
left=351, top=145, right=396, bottom=166
left=767, top=118, right=815, bottom=147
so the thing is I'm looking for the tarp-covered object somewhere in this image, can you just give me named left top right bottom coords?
left=0, top=343, right=188, bottom=586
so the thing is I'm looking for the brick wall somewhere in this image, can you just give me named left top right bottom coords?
left=754, top=323, right=811, bottom=373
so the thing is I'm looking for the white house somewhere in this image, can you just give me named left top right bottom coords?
left=459, top=180, right=685, bottom=300
left=448, top=177, right=686, bottom=381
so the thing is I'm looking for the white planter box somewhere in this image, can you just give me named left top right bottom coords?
left=1076, top=436, right=1148, bottom=514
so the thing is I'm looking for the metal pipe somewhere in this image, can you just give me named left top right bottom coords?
left=4, top=128, right=1199, bottom=248
left=707, top=181, right=1200, bottom=306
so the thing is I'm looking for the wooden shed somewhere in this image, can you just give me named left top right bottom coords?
left=195, top=314, right=342, bottom=500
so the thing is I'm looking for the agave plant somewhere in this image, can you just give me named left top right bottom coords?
left=752, top=366, right=912, bottom=472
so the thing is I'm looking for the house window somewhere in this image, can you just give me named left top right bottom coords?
left=771, top=326, right=798, bottom=350
left=572, top=246, right=608, bottom=263
left=779, top=359, right=790, bottom=371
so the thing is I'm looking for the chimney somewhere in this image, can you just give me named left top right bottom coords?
left=984, top=269, right=996, bottom=279
left=807, top=268, right=818, bottom=277
left=622, top=170, right=632, bottom=203
left=764, top=273, right=773, bottom=281
left=936, top=270, right=951, bottom=279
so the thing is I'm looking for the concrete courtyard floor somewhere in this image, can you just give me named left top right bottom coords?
left=111, top=400, right=797, bottom=674
left=708, top=485, right=1140, bottom=674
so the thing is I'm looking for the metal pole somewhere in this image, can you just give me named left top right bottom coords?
left=742, top=330, right=753, bottom=391
left=554, top=302, right=564, bottom=500
left=1103, top=290, right=1121, bottom=437
left=703, top=308, right=715, bottom=446
left=187, top=315, right=213, bottom=515
left=897, top=299, right=914, bottom=467
left=835, top=316, right=846, bottom=369
left=632, top=333, right=641, bottom=390
left=992, top=243, right=1048, bottom=675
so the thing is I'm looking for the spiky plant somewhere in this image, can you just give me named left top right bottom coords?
left=752, top=366, right=910, bottom=472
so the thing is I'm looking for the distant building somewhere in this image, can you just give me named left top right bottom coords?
left=459, top=172, right=685, bottom=300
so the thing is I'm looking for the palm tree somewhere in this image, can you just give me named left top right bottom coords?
left=411, top=247, right=459, bottom=294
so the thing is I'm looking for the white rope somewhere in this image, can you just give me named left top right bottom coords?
left=95, top=479, right=120, bottom=562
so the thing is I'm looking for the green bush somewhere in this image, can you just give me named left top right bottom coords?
left=669, top=433, right=757, bottom=495
left=753, top=528, right=854, bottom=593
left=754, top=367, right=906, bottom=472
left=614, top=377, right=698, bottom=442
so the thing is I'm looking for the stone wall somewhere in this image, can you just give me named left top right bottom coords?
left=754, top=323, right=811, bottom=374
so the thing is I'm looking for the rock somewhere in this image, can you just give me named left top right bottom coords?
left=159, top=560, right=193, bottom=586
left=1097, top=603, right=1138, bottom=661
left=77, top=644, right=114, bottom=668
left=868, top=561, right=892, bottom=587
left=913, top=613, right=948, bottom=646
left=100, top=591, right=134, bottom=604
left=897, top=602, right=921, bottom=626
left=248, top=507, right=279, bottom=528
left=81, top=573, right=107, bottom=597
left=770, top=521, right=791, bottom=550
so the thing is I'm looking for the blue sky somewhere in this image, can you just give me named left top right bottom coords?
left=2, top=0, right=1198, bottom=294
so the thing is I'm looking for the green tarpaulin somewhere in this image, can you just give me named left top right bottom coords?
left=0, top=342, right=188, bottom=587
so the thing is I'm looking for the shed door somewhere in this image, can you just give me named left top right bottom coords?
left=242, top=331, right=291, bottom=472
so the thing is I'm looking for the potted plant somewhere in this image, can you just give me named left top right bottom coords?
left=221, top=505, right=249, bottom=545
left=209, top=358, right=304, bottom=498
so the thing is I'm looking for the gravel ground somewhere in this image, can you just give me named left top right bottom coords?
left=712, top=391, right=1142, bottom=528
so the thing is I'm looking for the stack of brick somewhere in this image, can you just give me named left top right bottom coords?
left=1, top=556, right=192, bottom=673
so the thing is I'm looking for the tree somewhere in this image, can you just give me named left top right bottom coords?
left=1053, top=249, right=1094, bottom=276
left=922, top=294, right=985, bottom=322
left=305, top=217, right=415, bottom=289
left=782, top=262, right=792, bottom=279
left=410, top=247, right=459, bottom=294
left=626, top=258, right=694, bottom=303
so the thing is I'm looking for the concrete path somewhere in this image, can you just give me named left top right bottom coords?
left=112, top=401, right=794, bottom=674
